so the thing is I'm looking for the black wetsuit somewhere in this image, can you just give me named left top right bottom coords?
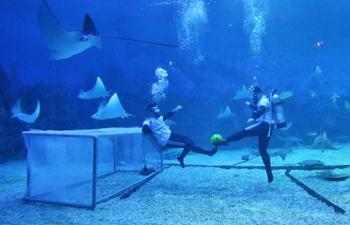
left=225, top=95, right=274, bottom=182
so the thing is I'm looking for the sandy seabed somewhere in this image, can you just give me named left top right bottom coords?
left=1, top=145, right=350, bottom=225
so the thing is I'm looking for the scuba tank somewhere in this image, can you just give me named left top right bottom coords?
left=270, top=91, right=287, bottom=129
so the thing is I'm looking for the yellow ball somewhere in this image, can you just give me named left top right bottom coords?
left=210, top=134, right=223, bottom=146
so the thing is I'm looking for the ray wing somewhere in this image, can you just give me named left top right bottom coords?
left=12, top=101, right=40, bottom=123
left=78, top=77, right=109, bottom=99
left=233, top=85, right=250, bottom=100
left=217, top=106, right=235, bottom=119
left=91, top=93, right=130, bottom=120
left=11, top=99, right=22, bottom=115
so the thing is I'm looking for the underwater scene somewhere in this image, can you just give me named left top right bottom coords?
left=1, top=0, right=350, bottom=224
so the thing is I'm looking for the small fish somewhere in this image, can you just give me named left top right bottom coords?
left=344, top=100, right=350, bottom=112
left=309, top=90, right=318, bottom=99
left=193, top=54, right=205, bottom=65
left=307, top=131, right=318, bottom=136
left=279, top=91, right=293, bottom=100
left=330, top=92, right=340, bottom=108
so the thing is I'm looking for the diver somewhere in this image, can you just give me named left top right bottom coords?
left=142, top=102, right=218, bottom=168
left=215, top=86, right=275, bottom=183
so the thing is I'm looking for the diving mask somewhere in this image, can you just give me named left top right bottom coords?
left=151, top=106, right=160, bottom=114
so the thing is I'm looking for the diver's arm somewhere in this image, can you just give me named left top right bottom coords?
left=246, top=101, right=257, bottom=110
left=252, top=105, right=266, bottom=119
left=142, top=119, right=152, bottom=134
left=163, top=111, right=175, bottom=120
left=249, top=104, right=258, bottom=110
left=163, top=105, right=182, bottom=120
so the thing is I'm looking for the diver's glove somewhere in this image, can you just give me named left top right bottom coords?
left=247, top=118, right=255, bottom=123
left=172, top=105, right=182, bottom=112
left=214, top=139, right=229, bottom=147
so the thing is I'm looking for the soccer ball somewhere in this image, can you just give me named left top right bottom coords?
left=210, top=134, right=223, bottom=146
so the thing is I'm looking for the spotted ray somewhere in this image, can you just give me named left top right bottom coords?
left=11, top=99, right=40, bottom=123
left=233, top=85, right=250, bottom=100
left=78, top=77, right=109, bottom=99
left=39, top=0, right=101, bottom=60
left=91, top=93, right=132, bottom=120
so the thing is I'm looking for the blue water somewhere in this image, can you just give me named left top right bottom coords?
left=1, top=0, right=350, bottom=160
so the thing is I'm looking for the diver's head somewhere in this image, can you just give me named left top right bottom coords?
left=147, top=102, right=160, bottom=116
left=249, top=86, right=263, bottom=104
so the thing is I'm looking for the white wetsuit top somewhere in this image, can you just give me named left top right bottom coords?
left=143, top=116, right=171, bottom=147
left=256, top=95, right=274, bottom=124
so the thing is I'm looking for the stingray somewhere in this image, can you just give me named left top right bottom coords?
left=91, top=93, right=132, bottom=120
left=233, top=85, right=250, bottom=100
left=217, top=106, right=235, bottom=119
left=307, top=133, right=343, bottom=150
left=272, top=148, right=293, bottom=161
left=322, top=172, right=350, bottom=181
left=11, top=99, right=40, bottom=123
left=39, top=0, right=101, bottom=60
left=78, top=77, right=109, bottom=99
left=298, top=159, right=324, bottom=166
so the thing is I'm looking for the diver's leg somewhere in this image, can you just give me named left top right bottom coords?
left=258, top=124, right=273, bottom=182
left=166, top=133, right=191, bottom=168
left=167, top=133, right=217, bottom=168
left=176, top=147, right=191, bottom=168
left=169, top=132, right=217, bottom=156
left=176, top=142, right=217, bottom=168
left=226, top=122, right=262, bottom=142
left=190, top=145, right=218, bottom=156
left=225, top=130, right=246, bottom=142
